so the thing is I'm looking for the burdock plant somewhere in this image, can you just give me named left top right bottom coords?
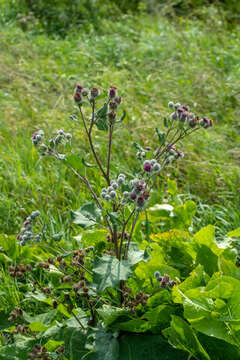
left=31, top=85, right=212, bottom=262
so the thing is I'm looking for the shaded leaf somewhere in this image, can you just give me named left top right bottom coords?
left=93, top=254, right=132, bottom=293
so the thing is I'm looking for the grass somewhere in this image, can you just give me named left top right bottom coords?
left=0, top=10, right=240, bottom=238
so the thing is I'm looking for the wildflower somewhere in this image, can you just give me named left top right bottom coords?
left=108, top=86, right=117, bottom=99
left=144, top=163, right=152, bottom=172
left=90, top=87, right=100, bottom=100
left=130, top=193, right=137, bottom=201
left=168, top=101, right=174, bottom=108
left=74, top=92, right=82, bottom=104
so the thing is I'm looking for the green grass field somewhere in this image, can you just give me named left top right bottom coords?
left=1, top=12, right=239, bottom=238
left=1, top=6, right=240, bottom=359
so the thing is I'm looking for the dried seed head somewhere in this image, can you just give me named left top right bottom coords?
left=26, top=264, right=32, bottom=271
left=82, top=286, right=89, bottom=293
left=79, top=280, right=86, bottom=287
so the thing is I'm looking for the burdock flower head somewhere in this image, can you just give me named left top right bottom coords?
left=108, top=86, right=117, bottom=99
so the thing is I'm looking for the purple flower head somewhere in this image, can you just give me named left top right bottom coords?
left=130, top=193, right=137, bottom=201
left=137, top=196, right=145, bottom=206
left=76, top=84, right=83, bottom=93
left=180, top=112, right=188, bottom=122
left=74, top=92, right=82, bottom=104
left=177, top=150, right=184, bottom=158
left=108, top=86, right=117, bottom=99
left=144, top=147, right=152, bottom=152
left=163, top=274, right=170, bottom=283
left=182, top=105, right=190, bottom=112
left=109, top=101, right=118, bottom=110
left=170, top=112, right=178, bottom=121
left=189, top=118, right=197, bottom=128
left=90, top=87, right=99, bottom=99
left=177, top=107, right=184, bottom=113
left=144, top=163, right=152, bottom=172
left=136, top=184, right=144, bottom=192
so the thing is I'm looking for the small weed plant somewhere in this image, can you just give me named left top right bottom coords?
left=1, top=85, right=240, bottom=360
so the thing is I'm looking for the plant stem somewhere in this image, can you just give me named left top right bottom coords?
left=119, top=208, right=136, bottom=260
left=107, top=124, right=113, bottom=179
left=79, top=106, right=109, bottom=184
left=124, top=210, right=139, bottom=259
left=65, top=162, right=113, bottom=236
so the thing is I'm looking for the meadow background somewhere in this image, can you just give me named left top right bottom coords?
left=0, top=0, right=240, bottom=358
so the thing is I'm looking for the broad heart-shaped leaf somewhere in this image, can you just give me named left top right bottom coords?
left=93, top=254, right=132, bottom=293
left=163, top=316, right=210, bottom=360
left=193, top=225, right=222, bottom=275
left=143, top=304, right=176, bottom=334
left=71, top=202, right=101, bottom=229
left=127, top=242, right=145, bottom=266
left=119, top=333, right=188, bottom=360
left=23, top=310, right=57, bottom=325
left=64, top=327, right=88, bottom=360
left=0, top=338, right=36, bottom=360
left=198, top=332, right=240, bottom=360
left=97, top=305, right=132, bottom=327
left=86, top=328, right=119, bottom=360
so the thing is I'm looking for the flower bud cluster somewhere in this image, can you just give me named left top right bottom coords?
left=73, top=84, right=90, bottom=105
left=31, top=130, right=44, bottom=146
left=8, top=264, right=32, bottom=278
left=165, top=143, right=184, bottom=162
left=168, top=102, right=213, bottom=129
left=123, top=287, right=149, bottom=313
left=17, top=211, right=42, bottom=246
left=126, top=178, right=150, bottom=210
left=106, top=86, right=122, bottom=124
left=72, top=279, right=89, bottom=294
left=101, top=175, right=126, bottom=201
left=143, top=159, right=161, bottom=174
left=136, top=150, right=146, bottom=161
left=12, top=324, right=28, bottom=335
left=51, top=129, right=72, bottom=148
left=154, top=271, right=177, bottom=288
left=8, top=307, right=23, bottom=322
left=28, top=344, right=49, bottom=360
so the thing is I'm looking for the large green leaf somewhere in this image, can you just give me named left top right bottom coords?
left=143, top=304, right=176, bottom=333
left=64, top=328, right=88, bottom=360
left=198, top=333, right=240, bottom=360
left=93, top=254, right=132, bottom=293
left=119, top=333, right=188, bottom=360
left=97, top=305, right=132, bottom=327
left=0, top=338, right=36, bottom=360
left=71, top=202, right=101, bottom=229
left=227, top=228, right=240, bottom=238
left=193, top=225, right=221, bottom=275
left=127, top=242, right=146, bottom=266
left=87, top=329, right=119, bottom=360
left=163, top=316, right=210, bottom=360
